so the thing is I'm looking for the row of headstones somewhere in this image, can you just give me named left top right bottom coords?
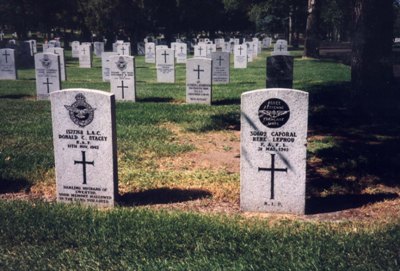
left=2, top=40, right=293, bottom=103
left=51, top=87, right=308, bottom=214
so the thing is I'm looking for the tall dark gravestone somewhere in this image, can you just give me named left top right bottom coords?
left=266, top=55, right=294, bottom=88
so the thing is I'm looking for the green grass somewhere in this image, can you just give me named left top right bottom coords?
left=0, top=49, right=399, bottom=269
left=0, top=201, right=398, bottom=271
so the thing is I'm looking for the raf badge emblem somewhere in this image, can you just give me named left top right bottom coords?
left=115, top=56, right=127, bottom=71
left=65, top=93, right=96, bottom=127
left=40, top=54, right=52, bottom=69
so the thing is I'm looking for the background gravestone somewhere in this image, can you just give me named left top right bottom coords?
left=35, top=52, right=61, bottom=100
left=186, top=58, right=212, bottom=105
left=50, top=89, right=118, bottom=207
left=137, top=42, right=145, bottom=56
left=246, top=42, right=254, bottom=62
left=266, top=55, right=294, bottom=88
left=45, top=47, right=66, bottom=81
left=211, top=51, right=230, bottom=84
left=234, top=44, right=247, bottom=69
left=117, top=43, right=131, bottom=56
left=145, top=42, right=156, bottom=63
left=176, top=43, right=187, bottom=63
left=240, top=88, right=309, bottom=214
left=109, top=55, right=136, bottom=101
left=71, top=41, right=80, bottom=58
left=156, top=48, right=175, bottom=83
left=272, top=40, right=289, bottom=56
left=0, top=48, right=17, bottom=80
left=94, top=41, right=105, bottom=57
left=79, top=44, right=92, bottom=68
left=101, top=52, right=118, bottom=82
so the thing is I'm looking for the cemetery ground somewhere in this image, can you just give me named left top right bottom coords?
left=0, top=49, right=399, bottom=270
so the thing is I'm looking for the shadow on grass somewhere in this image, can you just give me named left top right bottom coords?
left=306, top=193, right=399, bottom=214
left=213, top=98, right=240, bottom=106
left=0, top=178, right=31, bottom=194
left=118, top=188, right=212, bottom=206
left=138, top=97, right=174, bottom=103
left=0, top=94, right=33, bottom=99
left=304, top=80, right=400, bottom=213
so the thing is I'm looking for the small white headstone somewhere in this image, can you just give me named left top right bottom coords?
left=246, top=42, right=254, bottom=62
left=50, top=89, right=118, bottom=207
left=176, top=43, right=187, bottom=63
left=35, top=53, right=61, bottom=100
left=94, top=41, right=105, bottom=57
left=262, top=37, right=272, bottom=48
left=71, top=41, right=80, bottom=58
left=79, top=44, right=92, bottom=68
left=109, top=55, right=136, bottom=101
left=145, top=42, right=156, bottom=63
left=206, top=44, right=216, bottom=58
left=117, top=43, right=131, bottom=56
left=156, top=48, right=175, bottom=83
left=194, top=44, right=207, bottom=57
left=234, top=44, right=247, bottom=69
left=186, top=58, right=212, bottom=105
left=45, top=47, right=66, bottom=81
left=240, top=88, right=308, bottom=214
left=272, top=40, right=289, bottom=56
left=101, top=52, right=118, bottom=82
left=211, top=52, right=230, bottom=84
left=0, top=49, right=17, bottom=80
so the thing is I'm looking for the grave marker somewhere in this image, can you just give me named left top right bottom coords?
left=145, top=42, right=156, bottom=63
left=0, top=49, right=17, bottom=80
left=272, top=40, right=289, bottom=56
left=101, top=52, right=118, bottom=82
left=240, top=88, right=308, bottom=214
left=109, top=55, right=136, bottom=101
left=156, top=48, right=175, bottom=83
left=266, top=55, right=294, bottom=88
left=50, top=89, right=118, bottom=207
left=93, top=41, right=105, bottom=57
left=71, top=41, right=80, bottom=58
left=211, top=52, right=230, bottom=84
left=186, top=58, right=212, bottom=105
left=35, top=53, right=61, bottom=100
left=79, top=44, right=92, bottom=68
left=234, top=44, right=247, bottom=69
left=45, top=47, right=66, bottom=81
left=176, top=43, right=187, bottom=63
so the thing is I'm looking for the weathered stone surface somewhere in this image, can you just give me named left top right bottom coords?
left=50, top=89, right=118, bottom=207
left=186, top=58, right=212, bottom=105
left=240, top=88, right=308, bottom=214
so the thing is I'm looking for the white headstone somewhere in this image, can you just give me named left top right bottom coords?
left=262, top=37, right=272, bottom=48
left=186, top=58, right=212, bottom=105
left=101, top=52, right=118, bottom=82
left=117, top=43, right=131, bottom=56
left=94, top=41, right=105, bottom=57
left=145, top=42, right=156, bottom=63
left=211, top=52, right=230, bottom=84
left=234, top=44, right=247, bottom=69
left=35, top=53, right=61, bottom=100
left=71, top=41, right=80, bottom=58
left=45, top=47, right=66, bottom=81
left=50, top=89, right=118, bottom=207
left=156, top=48, right=175, bottom=83
left=109, top=55, right=136, bottom=101
left=79, top=44, right=92, bottom=68
left=246, top=42, right=254, bottom=62
left=0, top=49, right=17, bottom=80
left=272, top=40, right=289, bottom=56
left=194, top=44, right=207, bottom=58
left=206, top=44, right=216, bottom=58
left=240, top=88, right=309, bottom=214
left=175, top=43, right=187, bottom=63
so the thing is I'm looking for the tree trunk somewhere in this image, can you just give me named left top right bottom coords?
left=303, top=0, right=322, bottom=58
left=351, top=0, right=394, bottom=101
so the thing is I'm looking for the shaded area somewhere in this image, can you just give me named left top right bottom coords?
left=0, top=94, right=33, bottom=99
left=213, top=98, right=240, bottom=106
left=0, top=178, right=31, bottom=194
left=306, top=193, right=398, bottom=214
left=118, top=188, right=212, bottom=206
left=305, top=80, right=400, bottom=214
left=138, top=97, right=174, bottom=103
